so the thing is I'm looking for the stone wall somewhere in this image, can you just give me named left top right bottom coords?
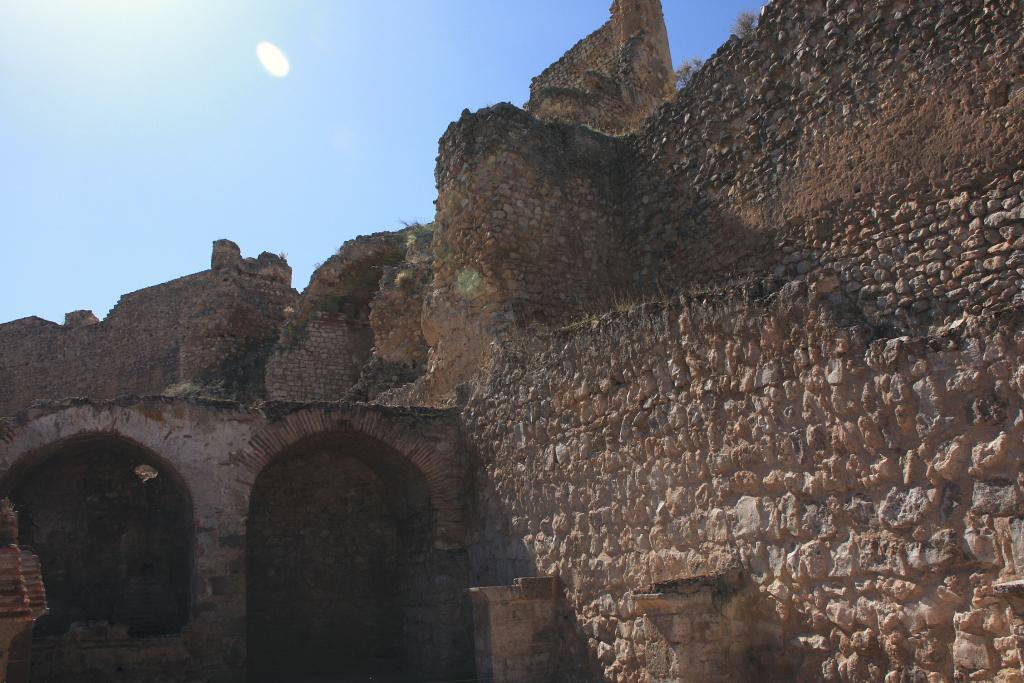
left=0, top=242, right=296, bottom=417
left=624, top=0, right=1024, bottom=318
left=0, top=399, right=471, bottom=682
left=531, top=23, right=618, bottom=96
left=369, top=224, right=433, bottom=371
left=463, top=284, right=1024, bottom=681
left=774, top=173, right=1024, bottom=332
left=403, top=0, right=1024, bottom=406
left=469, top=576, right=561, bottom=682
left=265, top=231, right=410, bottom=402
left=626, top=165, right=1024, bottom=336
left=526, top=0, right=673, bottom=135
left=417, top=105, right=632, bottom=401
left=265, top=312, right=371, bottom=402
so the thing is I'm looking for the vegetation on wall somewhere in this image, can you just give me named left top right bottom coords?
left=732, top=10, right=759, bottom=38
left=674, top=57, right=704, bottom=90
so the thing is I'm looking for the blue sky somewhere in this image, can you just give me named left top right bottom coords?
left=0, top=1, right=761, bottom=324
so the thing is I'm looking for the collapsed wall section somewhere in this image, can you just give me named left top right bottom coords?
left=264, top=228, right=426, bottom=403
left=369, top=232, right=432, bottom=370
left=464, top=284, right=1024, bottom=681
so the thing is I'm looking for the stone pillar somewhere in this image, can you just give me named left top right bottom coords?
left=211, top=239, right=242, bottom=271
left=469, top=576, right=559, bottom=683
left=631, top=571, right=752, bottom=682
left=611, top=0, right=670, bottom=50
left=610, top=0, right=674, bottom=102
left=0, top=500, right=47, bottom=683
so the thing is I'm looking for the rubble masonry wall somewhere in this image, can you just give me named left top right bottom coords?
left=465, top=289, right=1024, bottom=681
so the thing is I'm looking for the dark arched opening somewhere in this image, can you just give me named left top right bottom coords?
left=246, top=430, right=462, bottom=683
left=2, top=435, right=193, bottom=646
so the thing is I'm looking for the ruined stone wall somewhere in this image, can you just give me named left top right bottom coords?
left=526, top=23, right=630, bottom=134
left=3, top=2, right=1024, bottom=678
left=360, top=267, right=431, bottom=399
left=464, top=286, right=1024, bottom=681
left=624, top=0, right=1024, bottom=325
left=265, top=313, right=371, bottom=402
left=0, top=244, right=295, bottom=416
left=418, top=105, right=632, bottom=401
left=369, top=225, right=433, bottom=371
left=526, top=0, right=672, bottom=135
left=531, top=23, right=619, bottom=95
left=409, top=0, right=1024, bottom=404
left=265, top=231, right=410, bottom=402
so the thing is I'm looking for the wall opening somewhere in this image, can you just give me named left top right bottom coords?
left=4, top=435, right=193, bottom=641
left=246, top=431, right=456, bottom=683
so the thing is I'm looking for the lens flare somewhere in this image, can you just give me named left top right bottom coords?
left=456, top=268, right=484, bottom=299
left=256, top=41, right=290, bottom=78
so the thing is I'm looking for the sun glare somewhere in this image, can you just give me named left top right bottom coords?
left=256, top=41, right=290, bottom=78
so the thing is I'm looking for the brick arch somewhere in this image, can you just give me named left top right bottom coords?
left=0, top=403, right=199, bottom=499
left=0, top=416, right=196, bottom=645
left=0, top=431, right=195, bottom=511
left=233, top=405, right=464, bottom=550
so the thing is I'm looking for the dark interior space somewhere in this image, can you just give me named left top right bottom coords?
left=6, top=435, right=193, bottom=639
left=246, top=432, right=438, bottom=683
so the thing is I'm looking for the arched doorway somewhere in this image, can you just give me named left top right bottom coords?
left=2, top=434, right=193, bottom=667
left=246, top=431, right=442, bottom=683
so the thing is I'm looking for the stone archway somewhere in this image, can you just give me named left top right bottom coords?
left=238, top=407, right=472, bottom=683
left=247, top=432, right=428, bottom=681
left=0, top=433, right=194, bottom=677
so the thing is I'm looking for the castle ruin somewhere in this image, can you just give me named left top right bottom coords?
left=3, top=0, right=1024, bottom=680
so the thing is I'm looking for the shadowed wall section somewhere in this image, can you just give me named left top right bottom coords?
left=7, top=436, right=192, bottom=638
left=246, top=435, right=426, bottom=682
left=237, top=407, right=474, bottom=682
left=3, top=434, right=193, bottom=681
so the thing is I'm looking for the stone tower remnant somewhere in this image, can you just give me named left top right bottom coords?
left=526, top=0, right=674, bottom=134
